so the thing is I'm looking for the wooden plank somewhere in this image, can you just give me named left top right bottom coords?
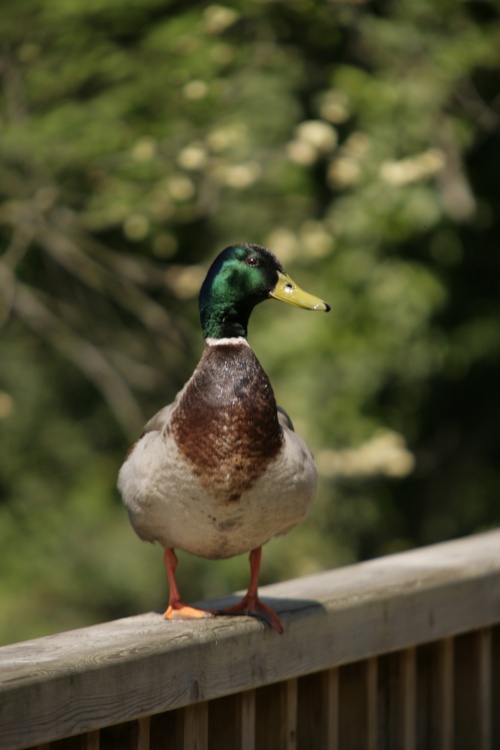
left=34, top=732, right=100, bottom=750
left=401, top=648, right=416, bottom=750
left=84, top=732, right=100, bottom=750
left=207, top=689, right=255, bottom=750
left=297, top=669, right=338, bottom=750
left=208, top=690, right=255, bottom=750
left=323, top=667, right=339, bottom=750
left=377, top=653, right=399, bottom=750
left=183, top=703, right=208, bottom=750
left=366, top=658, right=378, bottom=750
left=150, top=709, right=183, bottom=750
left=208, top=689, right=256, bottom=750
left=255, top=679, right=297, bottom=750
left=376, top=648, right=416, bottom=750
left=99, top=720, right=140, bottom=750
left=492, top=626, right=500, bottom=747
left=438, top=638, right=454, bottom=750
left=454, top=629, right=492, bottom=750
left=478, top=628, right=492, bottom=750
left=137, top=718, right=150, bottom=750
left=284, top=679, right=298, bottom=750
left=338, top=661, right=369, bottom=750
left=416, top=638, right=454, bottom=750
left=2, top=530, right=500, bottom=750
left=240, top=690, right=255, bottom=750
left=32, top=734, right=97, bottom=749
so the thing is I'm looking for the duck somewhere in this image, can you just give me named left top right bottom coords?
left=117, top=243, right=330, bottom=633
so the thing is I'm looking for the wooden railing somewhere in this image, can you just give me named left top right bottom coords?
left=1, top=530, right=500, bottom=750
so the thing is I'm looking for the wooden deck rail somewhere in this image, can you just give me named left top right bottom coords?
left=1, top=530, right=500, bottom=750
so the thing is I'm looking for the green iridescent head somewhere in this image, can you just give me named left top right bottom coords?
left=199, top=244, right=330, bottom=340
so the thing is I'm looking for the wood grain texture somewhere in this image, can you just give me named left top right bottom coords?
left=239, top=690, right=255, bottom=750
left=297, top=667, right=338, bottom=750
left=207, top=690, right=255, bottom=750
left=492, top=626, right=500, bottom=750
left=255, top=679, right=297, bottom=750
left=137, top=718, right=151, bottom=750
left=183, top=703, right=208, bottom=750
left=416, top=638, right=454, bottom=750
left=150, top=708, right=183, bottom=750
left=323, top=667, right=339, bottom=750
left=438, top=637, right=454, bottom=750
left=377, top=652, right=402, bottom=750
left=339, top=661, right=369, bottom=750
left=401, top=648, right=416, bottom=750
left=366, top=658, right=378, bottom=750
left=1, top=530, right=500, bottom=750
left=84, top=731, right=100, bottom=750
left=478, top=628, right=492, bottom=750
left=454, top=629, right=492, bottom=750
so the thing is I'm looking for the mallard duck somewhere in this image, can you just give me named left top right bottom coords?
left=118, top=244, right=330, bottom=633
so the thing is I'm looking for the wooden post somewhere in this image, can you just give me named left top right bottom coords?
left=401, top=647, right=416, bottom=750
left=366, top=657, right=378, bottom=750
left=255, top=679, right=297, bottom=750
left=454, top=629, right=492, bottom=750
left=183, top=703, right=208, bottom=750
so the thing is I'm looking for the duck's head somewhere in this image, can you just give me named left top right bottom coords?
left=199, top=244, right=330, bottom=340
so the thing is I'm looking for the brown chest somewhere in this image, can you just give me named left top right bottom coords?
left=169, top=344, right=283, bottom=501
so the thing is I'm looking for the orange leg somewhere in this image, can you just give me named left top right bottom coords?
left=163, top=548, right=213, bottom=621
left=218, top=547, right=284, bottom=634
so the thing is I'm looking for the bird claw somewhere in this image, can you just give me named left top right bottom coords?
left=218, top=595, right=284, bottom=634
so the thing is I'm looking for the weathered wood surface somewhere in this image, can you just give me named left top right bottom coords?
left=1, top=530, right=500, bottom=750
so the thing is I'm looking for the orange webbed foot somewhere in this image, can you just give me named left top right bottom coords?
left=164, top=601, right=215, bottom=621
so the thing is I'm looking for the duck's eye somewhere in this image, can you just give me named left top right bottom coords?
left=246, top=256, right=259, bottom=267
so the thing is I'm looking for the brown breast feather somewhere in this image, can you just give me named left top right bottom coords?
left=169, top=344, right=283, bottom=502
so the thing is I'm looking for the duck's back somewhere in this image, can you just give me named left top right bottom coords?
left=118, top=341, right=317, bottom=559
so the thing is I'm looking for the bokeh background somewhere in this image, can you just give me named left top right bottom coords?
left=1, top=0, right=499, bottom=645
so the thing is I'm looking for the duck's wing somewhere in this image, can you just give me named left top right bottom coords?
left=122, top=399, right=179, bottom=461
left=277, top=405, right=295, bottom=432
left=141, top=402, right=176, bottom=435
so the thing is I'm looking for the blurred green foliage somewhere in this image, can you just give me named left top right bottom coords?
left=1, top=0, right=499, bottom=644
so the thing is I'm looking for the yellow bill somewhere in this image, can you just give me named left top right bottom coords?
left=270, top=271, right=330, bottom=312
